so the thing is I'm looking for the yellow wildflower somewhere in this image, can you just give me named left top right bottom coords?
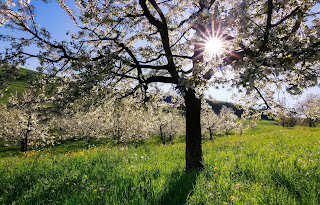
left=230, top=196, right=236, bottom=201
left=223, top=202, right=229, bottom=205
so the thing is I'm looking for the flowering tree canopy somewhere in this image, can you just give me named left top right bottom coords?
left=1, top=0, right=319, bottom=170
left=0, top=87, right=54, bottom=151
left=296, top=94, right=320, bottom=127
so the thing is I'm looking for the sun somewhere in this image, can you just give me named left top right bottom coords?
left=205, top=37, right=223, bottom=56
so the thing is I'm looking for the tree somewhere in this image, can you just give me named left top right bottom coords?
left=275, top=108, right=297, bottom=127
left=148, top=92, right=185, bottom=144
left=296, top=94, right=320, bottom=127
left=105, top=94, right=154, bottom=144
left=0, top=89, right=54, bottom=151
left=1, top=0, right=319, bottom=171
left=218, top=105, right=239, bottom=135
left=50, top=107, right=109, bottom=148
left=201, top=101, right=220, bottom=139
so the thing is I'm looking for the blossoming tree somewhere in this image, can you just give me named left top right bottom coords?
left=296, top=94, right=320, bottom=127
left=0, top=89, right=54, bottom=151
left=148, top=92, right=185, bottom=144
left=1, top=0, right=319, bottom=170
left=201, top=101, right=221, bottom=139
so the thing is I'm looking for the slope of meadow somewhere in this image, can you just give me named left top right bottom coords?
left=0, top=68, right=37, bottom=103
left=0, top=121, right=319, bottom=205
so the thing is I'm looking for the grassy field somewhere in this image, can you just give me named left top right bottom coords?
left=0, top=121, right=319, bottom=204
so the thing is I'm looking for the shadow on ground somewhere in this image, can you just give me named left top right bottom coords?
left=156, top=170, right=199, bottom=205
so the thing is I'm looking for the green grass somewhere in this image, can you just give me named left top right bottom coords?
left=0, top=121, right=320, bottom=204
left=0, top=68, right=37, bottom=103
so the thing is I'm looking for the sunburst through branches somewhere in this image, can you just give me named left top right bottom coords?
left=193, top=21, right=233, bottom=68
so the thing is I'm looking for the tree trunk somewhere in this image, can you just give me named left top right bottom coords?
left=86, top=137, right=91, bottom=149
left=20, top=138, right=27, bottom=152
left=160, top=126, right=166, bottom=145
left=21, top=116, right=32, bottom=152
left=184, top=88, right=204, bottom=171
left=20, top=129, right=30, bottom=152
left=116, top=127, right=121, bottom=144
left=209, top=128, right=213, bottom=140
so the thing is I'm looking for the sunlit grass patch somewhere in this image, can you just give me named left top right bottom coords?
left=0, top=121, right=319, bottom=204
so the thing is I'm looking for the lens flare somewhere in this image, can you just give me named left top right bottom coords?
left=205, top=38, right=223, bottom=55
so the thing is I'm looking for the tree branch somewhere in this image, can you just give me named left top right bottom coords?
left=254, top=86, right=271, bottom=109
left=177, top=0, right=216, bottom=28
left=145, top=76, right=178, bottom=84
left=139, top=0, right=163, bottom=28
left=260, top=0, right=273, bottom=51
left=148, top=0, right=167, bottom=24
left=139, top=0, right=180, bottom=81
left=271, top=6, right=300, bottom=27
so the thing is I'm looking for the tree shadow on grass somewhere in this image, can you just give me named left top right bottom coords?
left=270, top=170, right=302, bottom=201
left=0, top=146, right=20, bottom=158
left=156, top=170, right=199, bottom=205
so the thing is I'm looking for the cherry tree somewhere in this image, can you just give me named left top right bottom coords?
left=0, top=89, right=54, bottom=151
left=202, top=102, right=251, bottom=138
left=201, top=101, right=220, bottom=139
left=148, top=93, right=185, bottom=144
left=218, top=106, right=239, bottom=135
left=233, top=120, right=248, bottom=137
left=50, top=90, right=154, bottom=145
left=50, top=107, right=109, bottom=148
left=275, top=107, right=297, bottom=127
left=105, top=95, right=153, bottom=143
left=296, top=94, right=320, bottom=127
left=1, top=0, right=319, bottom=170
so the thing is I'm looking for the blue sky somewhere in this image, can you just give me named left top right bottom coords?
left=1, top=1, right=319, bottom=106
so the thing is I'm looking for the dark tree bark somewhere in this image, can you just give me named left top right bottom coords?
left=116, top=127, right=122, bottom=144
left=160, top=125, right=166, bottom=145
left=20, top=129, right=30, bottom=152
left=20, top=116, right=32, bottom=152
left=209, top=128, right=213, bottom=140
left=86, top=137, right=91, bottom=149
left=184, top=88, right=204, bottom=171
left=20, top=138, right=27, bottom=152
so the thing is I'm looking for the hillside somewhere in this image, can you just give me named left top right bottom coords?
left=206, top=99, right=244, bottom=117
left=0, top=68, right=37, bottom=103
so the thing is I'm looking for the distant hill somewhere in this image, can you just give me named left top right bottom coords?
left=163, top=95, right=244, bottom=118
left=206, top=100, right=274, bottom=120
left=0, top=68, right=37, bottom=103
left=206, top=100, right=244, bottom=118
